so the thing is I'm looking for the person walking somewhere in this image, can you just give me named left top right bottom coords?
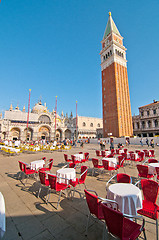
left=110, top=139, right=114, bottom=150
left=146, top=138, right=149, bottom=147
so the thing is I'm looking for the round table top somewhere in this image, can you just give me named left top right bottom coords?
left=108, top=183, right=140, bottom=197
left=57, top=168, right=75, bottom=174
left=148, top=162, right=159, bottom=167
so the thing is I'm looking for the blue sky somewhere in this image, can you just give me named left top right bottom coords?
left=0, top=0, right=159, bottom=118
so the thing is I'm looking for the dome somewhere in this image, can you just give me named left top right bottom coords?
left=31, top=101, right=48, bottom=114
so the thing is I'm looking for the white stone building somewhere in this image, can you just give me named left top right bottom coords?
left=0, top=101, right=103, bottom=141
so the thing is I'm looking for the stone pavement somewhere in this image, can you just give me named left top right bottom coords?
left=0, top=143, right=159, bottom=240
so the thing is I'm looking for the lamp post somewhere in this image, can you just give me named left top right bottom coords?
left=26, top=89, right=31, bottom=140
left=55, top=96, right=57, bottom=140
left=76, top=101, right=77, bottom=140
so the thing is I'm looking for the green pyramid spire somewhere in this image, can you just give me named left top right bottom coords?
left=103, top=12, right=121, bottom=39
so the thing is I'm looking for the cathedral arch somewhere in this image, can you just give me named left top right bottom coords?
left=10, top=127, right=21, bottom=140
left=38, top=115, right=51, bottom=124
left=38, top=125, right=51, bottom=141
left=64, top=129, right=72, bottom=139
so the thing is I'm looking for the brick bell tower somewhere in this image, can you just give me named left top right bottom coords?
left=100, top=12, right=133, bottom=138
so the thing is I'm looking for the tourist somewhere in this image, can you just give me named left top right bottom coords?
left=150, top=139, right=154, bottom=148
left=80, top=140, right=84, bottom=148
left=140, top=138, right=143, bottom=147
left=110, top=139, right=114, bottom=150
left=146, top=138, right=149, bottom=147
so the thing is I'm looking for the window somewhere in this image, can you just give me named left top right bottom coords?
left=142, top=121, right=145, bottom=129
left=97, top=123, right=100, bottom=127
left=147, top=111, right=149, bottom=116
left=110, top=50, right=112, bottom=55
left=83, top=122, right=86, bottom=127
left=141, top=111, right=144, bottom=117
left=154, top=120, right=158, bottom=128
left=90, top=123, right=93, bottom=127
left=148, top=120, right=151, bottom=128
left=153, top=109, right=156, bottom=115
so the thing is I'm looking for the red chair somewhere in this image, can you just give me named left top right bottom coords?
left=116, top=149, right=120, bottom=154
left=107, top=154, right=114, bottom=158
left=137, top=179, right=159, bottom=240
left=37, top=171, right=50, bottom=201
left=92, top=158, right=103, bottom=176
left=106, top=173, right=132, bottom=191
left=18, top=161, right=37, bottom=185
left=149, top=149, right=155, bottom=157
left=47, top=174, right=70, bottom=209
left=116, top=155, right=125, bottom=171
left=102, top=159, right=116, bottom=175
left=68, top=163, right=76, bottom=168
left=79, top=152, right=83, bottom=154
left=144, top=150, right=150, bottom=158
left=70, top=166, right=88, bottom=197
left=81, top=152, right=89, bottom=163
left=111, top=149, right=115, bottom=155
left=42, top=157, right=46, bottom=163
left=64, top=154, right=72, bottom=163
left=136, top=164, right=154, bottom=179
left=71, top=155, right=81, bottom=165
left=96, top=150, right=102, bottom=157
left=123, top=148, right=127, bottom=154
left=138, top=151, right=144, bottom=162
left=101, top=150, right=106, bottom=157
left=40, top=158, right=53, bottom=172
left=148, top=159, right=158, bottom=163
left=101, top=202, right=146, bottom=240
left=155, top=167, right=159, bottom=181
left=84, top=189, right=104, bottom=235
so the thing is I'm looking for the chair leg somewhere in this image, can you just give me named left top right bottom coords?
left=85, top=213, right=90, bottom=236
left=156, top=219, right=158, bottom=240
left=143, top=228, right=147, bottom=240
left=37, top=186, right=41, bottom=198
left=46, top=189, right=51, bottom=204
left=57, top=191, right=62, bottom=209
left=92, top=168, right=94, bottom=176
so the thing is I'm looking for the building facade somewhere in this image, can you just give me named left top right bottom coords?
left=133, top=100, right=159, bottom=137
left=100, top=12, right=133, bottom=138
left=0, top=101, right=102, bottom=141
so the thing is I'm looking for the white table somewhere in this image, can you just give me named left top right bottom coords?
left=74, top=153, right=84, bottom=161
left=105, top=150, right=111, bottom=156
left=148, top=163, right=159, bottom=175
left=127, top=152, right=138, bottom=160
left=119, top=149, right=124, bottom=154
left=0, top=192, right=5, bottom=239
left=56, top=168, right=76, bottom=184
left=103, top=157, right=117, bottom=168
left=30, top=160, right=45, bottom=170
left=107, top=183, right=142, bottom=215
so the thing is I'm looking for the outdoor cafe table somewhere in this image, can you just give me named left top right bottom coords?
left=105, top=150, right=111, bottom=156
left=56, top=168, right=76, bottom=184
left=0, top=192, right=5, bottom=239
left=73, top=153, right=84, bottom=161
left=103, top=157, right=117, bottom=168
left=107, top=183, right=142, bottom=215
left=148, top=162, right=159, bottom=175
left=30, top=160, right=45, bottom=170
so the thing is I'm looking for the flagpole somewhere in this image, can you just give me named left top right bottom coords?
left=26, top=89, right=31, bottom=140
left=55, top=96, right=57, bottom=140
left=76, top=101, right=77, bottom=140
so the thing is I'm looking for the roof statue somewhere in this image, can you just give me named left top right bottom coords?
left=22, top=106, right=25, bottom=112
left=103, top=12, right=121, bottom=39
left=9, top=104, right=13, bottom=111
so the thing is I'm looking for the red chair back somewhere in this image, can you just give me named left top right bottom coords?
left=84, top=152, right=89, bottom=160
left=79, top=152, right=83, bottom=154
left=64, top=154, right=68, bottom=162
left=107, top=154, right=114, bottom=158
left=102, top=203, right=123, bottom=239
left=96, top=150, right=101, bottom=157
left=130, top=153, right=136, bottom=161
left=102, top=160, right=109, bottom=170
left=145, top=151, right=150, bottom=157
left=111, top=149, right=115, bottom=155
left=80, top=166, right=88, bottom=182
left=92, top=158, right=99, bottom=168
left=19, top=161, right=24, bottom=172
left=39, top=171, right=47, bottom=185
left=123, top=148, right=127, bottom=153
left=101, top=151, right=106, bottom=157
left=116, top=149, right=119, bottom=154
left=84, top=189, right=103, bottom=219
left=141, top=179, right=159, bottom=204
left=149, top=150, right=155, bottom=157
left=71, top=155, right=76, bottom=163
left=136, top=164, right=149, bottom=178
left=48, top=159, right=53, bottom=170
left=48, top=174, right=57, bottom=190
left=138, top=151, right=144, bottom=161
left=117, top=173, right=131, bottom=183
left=42, top=157, right=46, bottom=162
left=118, top=155, right=124, bottom=167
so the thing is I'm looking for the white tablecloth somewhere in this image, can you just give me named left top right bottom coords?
left=30, top=160, right=45, bottom=170
left=0, top=192, right=5, bottom=239
left=103, top=157, right=117, bottom=168
left=127, top=152, right=138, bottom=160
left=56, top=168, right=76, bottom=184
left=105, top=150, right=111, bottom=156
left=107, top=183, right=142, bottom=215
left=74, top=153, right=84, bottom=161
left=148, top=163, right=159, bottom=175
left=119, top=149, right=124, bottom=154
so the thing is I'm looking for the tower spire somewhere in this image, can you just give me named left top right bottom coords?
left=103, top=12, right=121, bottom=39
